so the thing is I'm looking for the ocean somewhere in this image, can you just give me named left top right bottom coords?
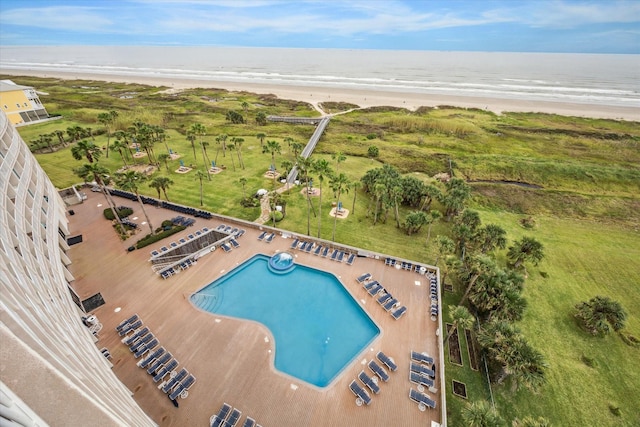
left=0, top=46, right=638, bottom=108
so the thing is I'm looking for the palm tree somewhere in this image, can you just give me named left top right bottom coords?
left=332, top=151, right=346, bottom=172
left=263, top=140, right=281, bottom=170
left=97, top=110, right=118, bottom=158
left=459, top=254, right=497, bottom=305
left=435, top=235, right=455, bottom=266
left=390, top=184, right=403, bottom=228
left=71, top=140, right=101, bottom=163
left=350, top=180, right=361, bottom=214
left=478, top=321, right=547, bottom=392
left=241, top=101, right=249, bottom=113
left=291, top=141, right=304, bottom=160
left=507, top=236, right=545, bottom=269
left=312, top=158, right=333, bottom=238
left=425, top=210, right=442, bottom=245
left=190, top=123, right=210, bottom=180
left=283, top=136, right=294, bottom=148
left=297, top=155, right=315, bottom=235
left=74, top=163, right=123, bottom=231
left=444, top=305, right=476, bottom=346
left=157, top=153, right=170, bottom=171
left=476, top=223, right=508, bottom=254
left=256, top=132, right=266, bottom=147
left=372, top=182, right=387, bottom=225
left=194, top=170, right=207, bottom=206
left=263, top=140, right=282, bottom=188
left=149, top=176, right=173, bottom=201
left=111, top=138, right=129, bottom=168
left=186, top=129, right=198, bottom=164
left=461, top=401, right=505, bottom=427
left=239, top=177, right=248, bottom=201
left=114, top=170, right=154, bottom=235
left=227, top=142, right=237, bottom=171
left=329, top=172, right=349, bottom=241
left=232, top=137, right=245, bottom=169
left=574, top=296, right=627, bottom=335
left=217, top=133, right=228, bottom=159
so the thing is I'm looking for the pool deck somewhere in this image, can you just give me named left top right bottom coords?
left=67, top=192, right=443, bottom=427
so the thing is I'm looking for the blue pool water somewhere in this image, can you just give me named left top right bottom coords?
left=190, top=254, right=379, bottom=387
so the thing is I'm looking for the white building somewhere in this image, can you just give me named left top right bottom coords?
left=0, top=110, right=155, bottom=426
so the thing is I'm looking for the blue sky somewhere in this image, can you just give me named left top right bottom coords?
left=0, top=0, right=638, bottom=53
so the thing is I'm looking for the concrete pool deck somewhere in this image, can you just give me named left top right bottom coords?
left=66, top=191, right=444, bottom=426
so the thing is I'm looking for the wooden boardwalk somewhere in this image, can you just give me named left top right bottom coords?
left=67, top=191, right=443, bottom=427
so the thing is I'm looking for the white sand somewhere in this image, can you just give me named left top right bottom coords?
left=3, top=69, right=638, bottom=121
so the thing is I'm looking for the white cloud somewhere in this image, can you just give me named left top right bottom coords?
left=0, top=6, right=113, bottom=32
left=520, top=1, right=640, bottom=28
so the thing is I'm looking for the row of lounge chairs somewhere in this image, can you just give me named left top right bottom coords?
left=109, top=189, right=212, bottom=218
left=359, top=274, right=407, bottom=320
left=408, top=350, right=437, bottom=411
left=171, top=215, right=196, bottom=227
left=429, top=274, right=439, bottom=319
left=288, top=238, right=357, bottom=265
left=348, top=351, right=397, bottom=406
left=257, top=231, right=275, bottom=243
left=116, top=315, right=196, bottom=403
left=150, top=227, right=210, bottom=257
left=159, top=257, right=197, bottom=279
left=216, top=224, right=246, bottom=237
left=210, top=403, right=262, bottom=427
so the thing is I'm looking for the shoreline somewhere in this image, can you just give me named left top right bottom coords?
left=2, top=68, right=638, bottom=121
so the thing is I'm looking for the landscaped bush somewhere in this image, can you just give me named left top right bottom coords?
left=270, top=211, right=284, bottom=222
left=135, top=225, right=186, bottom=249
left=241, top=197, right=260, bottom=208
left=103, top=207, right=133, bottom=220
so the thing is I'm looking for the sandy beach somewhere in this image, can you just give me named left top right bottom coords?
left=2, top=68, right=639, bottom=121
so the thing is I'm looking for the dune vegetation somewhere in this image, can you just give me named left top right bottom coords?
left=7, top=75, right=640, bottom=426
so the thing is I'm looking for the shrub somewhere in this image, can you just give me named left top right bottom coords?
left=241, top=197, right=260, bottom=208
left=103, top=207, right=133, bottom=220
left=366, top=133, right=377, bottom=140
left=270, top=211, right=284, bottom=222
left=135, top=225, right=186, bottom=249
left=367, top=145, right=379, bottom=158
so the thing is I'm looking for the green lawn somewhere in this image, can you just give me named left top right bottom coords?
left=10, top=75, right=640, bottom=426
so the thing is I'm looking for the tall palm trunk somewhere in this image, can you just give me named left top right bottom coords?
left=134, top=191, right=154, bottom=234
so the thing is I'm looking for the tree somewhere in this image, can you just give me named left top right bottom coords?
left=390, top=184, right=404, bottom=228
left=372, top=182, right=387, bottom=225
left=425, top=210, right=442, bottom=245
left=157, top=153, right=170, bottom=171
left=435, top=235, right=455, bottom=266
left=225, top=110, right=244, bottom=124
left=462, top=401, right=505, bottom=427
left=194, top=170, right=207, bottom=206
left=332, top=151, right=346, bottom=172
left=329, top=172, right=349, bottom=241
left=215, top=133, right=228, bottom=162
left=478, top=321, right=547, bottom=392
left=476, top=223, right=508, bottom=254
left=350, top=180, right=361, bottom=214
left=241, top=101, right=249, bottom=113
left=313, top=158, right=333, bottom=238
left=297, top=155, right=315, bottom=236
left=111, top=138, right=129, bottom=168
left=440, top=177, right=471, bottom=221
left=291, top=141, right=304, bottom=160
left=255, top=111, right=267, bottom=126
left=239, top=177, right=248, bottom=201
left=263, top=140, right=282, bottom=188
left=469, top=268, right=526, bottom=322
left=232, top=137, right=245, bottom=169
left=114, top=170, right=154, bottom=235
left=73, top=163, right=123, bottom=231
left=403, top=211, right=428, bottom=236
left=507, top=236, right=544, bottom=269
left=458, top=254, right=497, bottom=305
left=149, top=176, right=173, bottom=201
left=71, top=140, right=101, bottom=163
left=186, top=128, right=198, bottom=164
left=574, top=296, right=627, bottom=335
left=190, top=123, right=210, bottom=180
left=444, top=305, right=476, bottom=346
left=97, top=110, right=118, bottom=158
left=256, top=132, right=266, bottom=146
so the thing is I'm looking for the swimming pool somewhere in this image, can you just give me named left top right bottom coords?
left=190, top=254, right=380, bottom=387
